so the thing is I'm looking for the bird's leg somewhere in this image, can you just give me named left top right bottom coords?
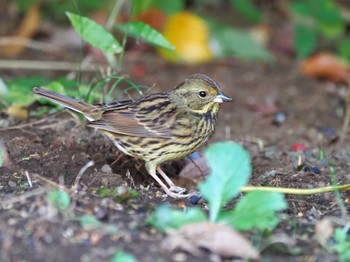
left=156, top=167, right=186, bottom=193
left=145, top=163, right=189, bottom=198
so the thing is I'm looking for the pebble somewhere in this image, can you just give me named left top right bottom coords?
left=101, top=164, right=112, bottom=173
left=272, top=112, right=286, bottom=126
left=8, top=181, right=16, bottom=187
left=189, top=195, right=200, bottom=205
left=303, top=165, right=321, bottom=174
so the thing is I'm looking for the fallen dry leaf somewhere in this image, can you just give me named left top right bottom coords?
left=315, top=218, right=333, bottom=246
left=0, top=3, right=41, bottom=57
left=6, top=104, right=28, bottom=120
left=162, top=222, right=260, bottom=260
left=300, top=53, right=350, bottom=83
left=178, top=155, right=209, bottom=180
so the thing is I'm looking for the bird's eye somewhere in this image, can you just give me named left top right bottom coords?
left=198, top=91, right=207, bottom=98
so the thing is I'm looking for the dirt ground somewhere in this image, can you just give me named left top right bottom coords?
left=1, top=50, right=350, bottom=261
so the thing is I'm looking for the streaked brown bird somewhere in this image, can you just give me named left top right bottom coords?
left=33, top=73, right=232, bottom=198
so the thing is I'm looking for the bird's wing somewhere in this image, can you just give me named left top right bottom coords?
left=87, top=94, right=176, bottom=138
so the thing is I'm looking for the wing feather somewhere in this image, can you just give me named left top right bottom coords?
left=87, top=93, right=176, bottom=138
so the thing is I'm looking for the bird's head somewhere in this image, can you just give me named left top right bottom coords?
left=171, top=73, right=232, bottom=114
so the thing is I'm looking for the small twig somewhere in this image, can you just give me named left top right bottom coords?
left=32, top=173, right=69, bottom=192
left=72, top=160, right=95, bottom=193
left=0, top=37, right=62, bottom=53
left=125, top=169, right=136, bottom=188
left=188, top=157, right=206, bottom=180
left=1, top=187, right=47, bottom=207
left=0, top=115, right=54, bottom=131
left=0, top=59, right=107, bottom=71
left=105, top=0, right=125, bottom=30
left=241, top=184, right=350, bottom=195
left=25, top=171, right=33, bottom=188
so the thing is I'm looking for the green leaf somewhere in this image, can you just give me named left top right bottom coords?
left=198, top=142, right=251, bottom=222
left=147, top=205, right=207, bottom=232
left=333, top=228, right=350, bottom=262
left=290, top=1, right=313, bottom=17
left=111, top=250, right=137, bottom=262
left=66, top=12, right=122, bottom=55
left=47, top=190, right=71, bottom=211
left=230, top=0, right=262, bottom=23
left=294, top=23, right=317, bottom=58
left=209, top=22, right=273, bottom=61
left=219, top=191, right=287, bottom=231
left=7, top=77, right=51, bottom=105
left=80, top=214, right=102, bottom=228
left=79, top=214, right=118, bottom=234
left=337, top=39, right=350, bottom=60
left=320, top=23, right=344, bottom=39
left=117, top=21, right=174, bottom=50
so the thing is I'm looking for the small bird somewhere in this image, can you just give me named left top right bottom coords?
left=33, top=74, right=232, bottom=198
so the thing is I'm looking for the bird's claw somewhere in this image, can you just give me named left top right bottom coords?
left=169, top=185, right=187, bottom=194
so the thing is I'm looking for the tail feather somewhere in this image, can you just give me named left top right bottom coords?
left=33, top=87, right=98, bottom=121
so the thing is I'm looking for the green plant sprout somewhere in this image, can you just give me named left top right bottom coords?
left=331, top=226, right=350, bottom=262
left=66, top=10, right=174, bottom=71
left=148, top=141, right=287, bottom=232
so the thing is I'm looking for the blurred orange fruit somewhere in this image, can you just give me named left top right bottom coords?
left=158, top=11, right=213, bottom=64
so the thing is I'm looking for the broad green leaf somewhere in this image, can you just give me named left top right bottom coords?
left=111, top=250, right=137, bottom=262
left=47, top=190, right=71, bottom=211
left=148, top=205, right=207, bottom=232
left=117, top=21, right=174, bottom=50
left=66, top=12, right=122, bottom=55
left=219, top=191, right=287, bottom=231
left=6, top=77, right=51, bottom=105
left=230, top=0, right=262, bottom=23
left=320, top=23, right=344, bottom=39
left=209, top=22, right=273, bottom=61
left=290, top=1, right=313, bottom=17
left=198, top=142, right=251, bottom=222
left=333, top=228, right=350, bottom=262
left=294, top=23, right=317, bottom=58
left=131, top=0, right=154, bottom=17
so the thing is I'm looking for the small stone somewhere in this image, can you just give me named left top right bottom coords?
left=8, top=181, right=16, bottom=187
left=94, top=206, right=108, bottom=221
left=172, top=252, right=187, bottom=262
left=101, top=164, right=112, bottom=173
left=189, top=195, right=200, bottom=205
left=272, top=112, right=286, bottom=126
left=303, top=166, right=312, bottom=172
left=311, top=166, right=321, bottom=174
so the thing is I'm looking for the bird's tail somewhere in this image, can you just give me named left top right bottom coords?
left=33, top=87, right=99, bottom=121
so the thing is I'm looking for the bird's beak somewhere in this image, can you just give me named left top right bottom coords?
left=213, top=93, right=232, bottom=103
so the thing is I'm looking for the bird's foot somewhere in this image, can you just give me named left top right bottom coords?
left=169, top=185, right=187, bottom=194
left=164, top=191, right=191, bottom=198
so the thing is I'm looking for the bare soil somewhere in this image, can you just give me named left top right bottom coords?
left=1, top=53, right=350, bottom=261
